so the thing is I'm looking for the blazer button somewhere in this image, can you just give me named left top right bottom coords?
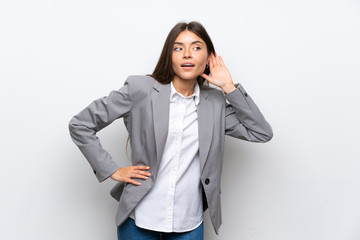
left=93, top=170, right=97, bottom=175
left=244, top=92, right=248, bottom=97
left=205, top=178, right=210, bottom=185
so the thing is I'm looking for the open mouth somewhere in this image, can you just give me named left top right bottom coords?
left=181, top=63, right=195, bottom=67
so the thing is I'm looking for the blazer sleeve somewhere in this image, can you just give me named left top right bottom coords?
left=68, top=77, right=133, bottom=182
left=224, top=83, right=273, bottom=142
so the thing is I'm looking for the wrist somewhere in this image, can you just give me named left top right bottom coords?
left=222, top=84, right=236, bottom=94
left=110, top=168, right=120, bottom=179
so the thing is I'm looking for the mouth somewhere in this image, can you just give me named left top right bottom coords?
left=181, top=63, right=195, bottom=69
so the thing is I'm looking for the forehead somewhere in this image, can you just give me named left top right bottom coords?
left=174, top=30, right=204, bottom=44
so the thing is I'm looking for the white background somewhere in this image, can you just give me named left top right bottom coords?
left=1, top=0, right=359, bottom=239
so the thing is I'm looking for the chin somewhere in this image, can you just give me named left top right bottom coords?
left=179, top=76, right=197, bottom=82
left=176, top=71, right=202, bottom=81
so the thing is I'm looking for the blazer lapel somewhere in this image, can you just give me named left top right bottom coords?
left=151, top=81, right=213, bottom=174
left=151, top=81, right=170, bottom=170
left=197, top=88, right=213, bottom=173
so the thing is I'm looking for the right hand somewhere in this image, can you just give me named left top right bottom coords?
left=110, top=166, right=151, bottom=186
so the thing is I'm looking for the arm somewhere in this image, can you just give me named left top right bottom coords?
left=69, top=77, right=150, bottom=183
left=201, top=53, right=273, bottom=142
left=224, top=83, right=273, bottom=142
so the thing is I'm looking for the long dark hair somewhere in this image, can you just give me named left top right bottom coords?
left=150, top=21, right=215, bottom=86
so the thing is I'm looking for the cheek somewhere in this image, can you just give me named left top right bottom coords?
left=172, top=54, right=181, bottom=66
left=196, top=52, right=208, bottom=64
left=197, top=58, right=207, bottom=70
left=171, top=58, right=177, bottom=71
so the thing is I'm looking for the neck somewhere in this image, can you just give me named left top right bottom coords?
left=172, top=77, right=197, bottom=97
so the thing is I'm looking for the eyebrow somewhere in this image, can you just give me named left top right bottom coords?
left=173, top=40, right=203, bottom=45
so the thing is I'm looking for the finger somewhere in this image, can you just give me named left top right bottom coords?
left=134, top=170, right=151, bottom=177
left=214, top=55, right=218, bottom=66
left=133, top=165, right=150, bottom=170
left=216, top=55, right=221, bottom=66
left=216, top=54, right=222, bottom=66
left=201, top=73, right=216, bottom=85
left=200, top=73, right=211, bottom=82
left=132, top=173, right=149, bottom=180
left=129, top=173, right=146, bottom=179
left=219, top=56, right=225, bottom=66
left=128, top=179, right=141, bottom=186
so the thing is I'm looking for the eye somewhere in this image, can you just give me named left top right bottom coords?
left=194, top=46, right=201, bottom=51
left=173, top=47, right=182, bottom=51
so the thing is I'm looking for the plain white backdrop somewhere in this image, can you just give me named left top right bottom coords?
left=1, top=0, right=359, bottom=239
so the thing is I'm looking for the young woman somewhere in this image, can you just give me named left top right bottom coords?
left=69, top=21, right=273, bottom=240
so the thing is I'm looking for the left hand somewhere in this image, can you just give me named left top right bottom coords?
left=201, top=53, right=236, bottom=94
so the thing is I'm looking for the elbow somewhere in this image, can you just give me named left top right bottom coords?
left=68, top=117, right=82, bottom=143
left=263, top=131, right=273, bottom=143
left=68, top=117, right=77, bottom=135
left=253, top=126, right=273, bottom=143
left=261, top=126, right=273, bottom=143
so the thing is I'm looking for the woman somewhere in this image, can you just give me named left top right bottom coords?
left=69, top=21, right=273, bottom=240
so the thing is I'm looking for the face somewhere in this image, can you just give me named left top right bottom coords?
left=171, top=30, right=209, bottom=83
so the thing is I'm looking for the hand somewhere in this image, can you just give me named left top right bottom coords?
left=201, top=53, right=236, bottom=94
left=110, top=166, right=151, bottom=186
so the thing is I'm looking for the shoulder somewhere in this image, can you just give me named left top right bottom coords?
left=123, top=75, right=157, bottom=100
left=125, top=75, right=156, bottom=89
left=200, top=84, right=226, bottom=103
left=123, top=75, right=157, bottom=93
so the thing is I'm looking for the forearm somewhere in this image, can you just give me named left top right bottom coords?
left=225, top=83, right=273, bottom=142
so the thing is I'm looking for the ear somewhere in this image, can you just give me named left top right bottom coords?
left=206, top=54, right=211, bottom=65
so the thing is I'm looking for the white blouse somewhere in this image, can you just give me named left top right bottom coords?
left=131, top=81, right=203, bottom=232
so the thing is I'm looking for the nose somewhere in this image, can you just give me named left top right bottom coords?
left=183, top=47, right=192, bottom=59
